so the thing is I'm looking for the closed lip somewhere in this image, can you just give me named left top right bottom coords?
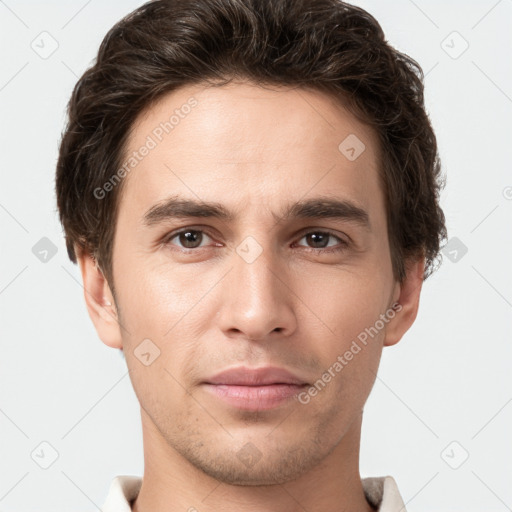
left=203, top=366, right=308, bottom=386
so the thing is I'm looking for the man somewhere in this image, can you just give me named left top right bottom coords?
left=55, top=0, right=447, bottom=510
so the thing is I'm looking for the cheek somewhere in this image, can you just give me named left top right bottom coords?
left=295, top=265, right=391, bottom=340
left=114, top=252, right=208, bottom=336
left=292, top=267, right=390, bottom=394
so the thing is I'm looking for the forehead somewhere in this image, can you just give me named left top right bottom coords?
left=119, top=81, right=384, bottom=226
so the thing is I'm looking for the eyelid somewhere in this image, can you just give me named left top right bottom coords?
left=293, top=231, right=349, bottom=253
left=294, top=227, right=350, bottom=245
left=161, top=226, right=216, bottom=248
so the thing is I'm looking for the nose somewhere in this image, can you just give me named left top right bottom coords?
left=216, top=241, right=298, bottom=342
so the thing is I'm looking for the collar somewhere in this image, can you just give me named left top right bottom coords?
left=101, top=474, right=407, bottom=512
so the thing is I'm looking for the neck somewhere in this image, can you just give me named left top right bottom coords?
left=132, top=408, right=374, bottom=512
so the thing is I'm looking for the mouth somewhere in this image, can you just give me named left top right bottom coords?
left=202, top=365, right=309, bottom=411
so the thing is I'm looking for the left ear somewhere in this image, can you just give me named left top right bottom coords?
left=383, top=257, right=425, bottom=347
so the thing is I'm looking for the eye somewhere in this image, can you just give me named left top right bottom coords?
left=165, top=229, right=215, bottom=250
left=162, top=228, right=349, bottom=254
left=295, top=231, right=348, bottom=252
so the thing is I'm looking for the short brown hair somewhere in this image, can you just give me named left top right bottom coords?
left=56, top=0, right=447, bottom=290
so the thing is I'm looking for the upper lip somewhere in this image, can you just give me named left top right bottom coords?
left=204, top=366, right=308, bottom=386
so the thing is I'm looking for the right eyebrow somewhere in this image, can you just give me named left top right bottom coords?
left=143, top=196, right=234, bottom=226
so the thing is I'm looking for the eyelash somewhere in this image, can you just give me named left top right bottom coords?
left=162, top=227, right=349, bottom=254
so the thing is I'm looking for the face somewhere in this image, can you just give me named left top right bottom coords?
left=83, top=81, right=422, bottom=486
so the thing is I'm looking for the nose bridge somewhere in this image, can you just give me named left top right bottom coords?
left=220, top=232, right=296, bottom=339
left=234, top=233, right=282, bottom=306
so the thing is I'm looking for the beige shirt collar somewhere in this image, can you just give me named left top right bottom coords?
left=101, top=475, right=407, bottom=512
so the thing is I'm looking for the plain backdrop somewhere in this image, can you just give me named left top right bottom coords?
left=1, top=1, right=511, bottom=511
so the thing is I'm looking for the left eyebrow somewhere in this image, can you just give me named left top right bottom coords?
left=277, top=197, right=371, bottom=230
left=142, top=195, right=371, bottom=230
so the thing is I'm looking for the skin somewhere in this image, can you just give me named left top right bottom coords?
left=78, top=81, right=424, bottom=512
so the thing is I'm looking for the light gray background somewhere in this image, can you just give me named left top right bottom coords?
left=1, top=1, right=511, bottom=510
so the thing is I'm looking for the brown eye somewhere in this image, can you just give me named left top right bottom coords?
left=297, top=231, right=347, bottom=251
left=166, top=229, right=213, bottom=250
left=179, top=230, right=203, bottom=248
left=305, top=232, right=330, bottom=248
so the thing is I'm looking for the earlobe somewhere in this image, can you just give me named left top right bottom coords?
left=383, top=257, right=425, bottom=347
left=76, top=250, right=123, bottom=350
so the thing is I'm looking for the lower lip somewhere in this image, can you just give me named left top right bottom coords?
left=203, top=383, right=307, bottom=411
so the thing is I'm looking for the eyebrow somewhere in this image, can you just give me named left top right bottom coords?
left=142, top=195, right=371, bottom=230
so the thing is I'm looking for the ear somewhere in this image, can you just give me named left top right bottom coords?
left=383, top=257, right=425, bottom=347
left=76, top=250, right=123, bottom=350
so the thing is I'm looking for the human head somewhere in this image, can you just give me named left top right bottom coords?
left=54, top=0, right=447, bottom=490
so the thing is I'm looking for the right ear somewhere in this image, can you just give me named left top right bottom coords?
left=76, top=249, right=123, bottom=349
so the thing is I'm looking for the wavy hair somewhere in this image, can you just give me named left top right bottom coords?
left=56, top=0, right=447, bottom=288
